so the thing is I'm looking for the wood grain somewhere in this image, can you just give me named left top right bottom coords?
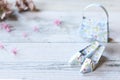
left=0, top=0, right=120, bottom=80
left=0, top=11, right=120, bottom=43
left=0, top=43, right=119, bottom=80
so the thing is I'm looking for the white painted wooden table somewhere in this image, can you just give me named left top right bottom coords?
left=0, top=0, right=120, bottom=80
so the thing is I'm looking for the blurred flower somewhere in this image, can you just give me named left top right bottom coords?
left=54, top=19, right=62, bottom=26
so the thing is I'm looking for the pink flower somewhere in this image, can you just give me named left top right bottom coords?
left=5, top=27, right=11, bottom=32
left=22, top=32, right=28, bottom=38
left=0, top=43, right=4, bottom=49
left=11, top=48, right=18, bottom=55
left=54, top=19, right=62, bottom=26
left=1, top=22, right=7, bottom=29
left=33, top=26, right=39, bottom=32
left=1, top=22, right=9, bottom=29
left=1, top=22, right=11, bottom=32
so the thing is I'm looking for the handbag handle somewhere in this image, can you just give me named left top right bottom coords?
left=82, top=4, right=109, bottom=22
left=82, top=4, right=109, bottom=42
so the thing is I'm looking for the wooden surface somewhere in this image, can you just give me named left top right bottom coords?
left=0, top=0, right=120, bottom=80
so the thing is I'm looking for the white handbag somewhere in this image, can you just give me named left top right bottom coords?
left=79, top=4, right=109, bottom=42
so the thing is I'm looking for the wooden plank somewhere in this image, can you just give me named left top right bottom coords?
left=0, top=0, right=120, bottom=79
left=0, top=60, right=119, bottom=80
left=0, top=43, right=119, bottom=79
left=0, top=11, right=120, bottom=42
left=0, top=0, right=120, bottom=43
left=0, top=43, right=119, bottom=61
left=8, top=0, right=120, bottom=11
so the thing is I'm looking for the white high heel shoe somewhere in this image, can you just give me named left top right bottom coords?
left=68, top=41, right=99, bottom=65
left=80, top=45, right=105, bottom=73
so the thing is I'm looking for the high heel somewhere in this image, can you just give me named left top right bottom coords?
left=68, top=41, right=99, bottom=65
left=80, top=45, right=105, bottom=73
